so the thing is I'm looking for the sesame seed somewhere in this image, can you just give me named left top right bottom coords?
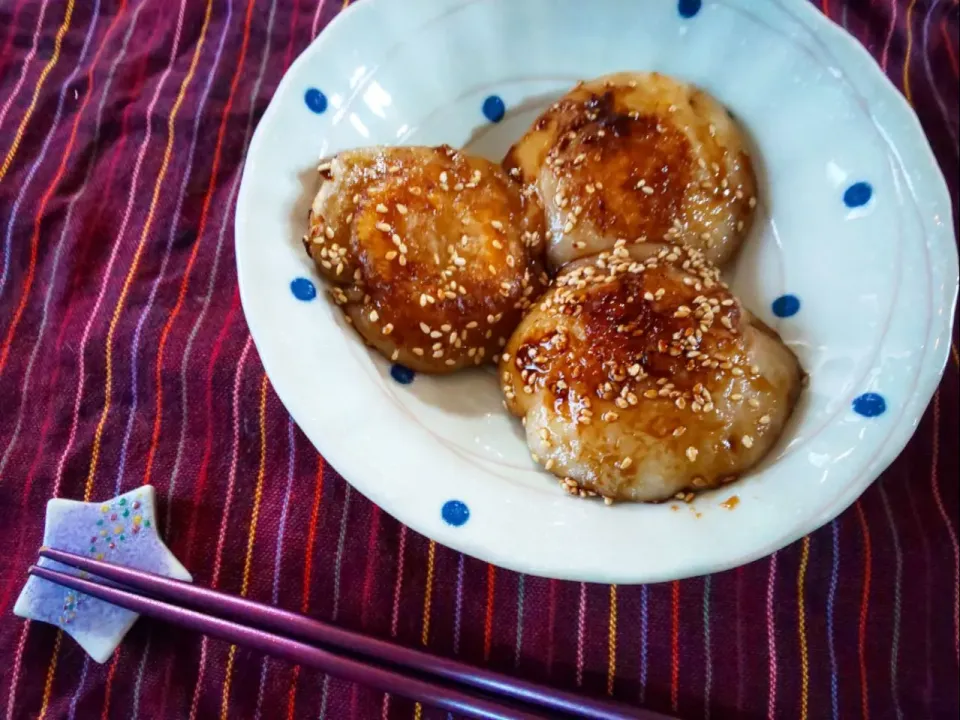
left=382, top=323, right=394, bottom=335
left=673, top=426, right=686, bottom=437
left=759, top=415, right=771, bottom=425
left=749, top=398, right=761, bottom=408
left=641, top=186, right=655, bottom=195
left=391, top=350, right=400, bottom=361
left=619, top=457, right=633, bottom=470
left=325, top=226, right=335, bottom=239
left=375, top=222, right=391, bottom=233
left=413, top=348, right=424, bottom=356
left=491, top=220, right=504, bottom=231
left=386, top=251, right=398, bottom=260
left=376, top=204, right=388, bottom=214
left=419, top=322, right=431, bottom=334
left=439, top=171, right=448, bottom=184
left=742, top=435, right=754, bottom=448
left=686, top=447, right=699, bottom=462
left=368, top=310, right=379, bottom=322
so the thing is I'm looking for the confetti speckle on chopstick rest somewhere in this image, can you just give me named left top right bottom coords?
left=13, top=486, right=191, bottom=664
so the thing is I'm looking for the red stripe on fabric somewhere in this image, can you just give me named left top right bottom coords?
left=286, top=453, right=324, bottom=720
left=282, top=0, right=303, bottom=70
left=180, top=290, right=240, bottom=557
left=671, top=581, right=680, bottom=713
left=361, top=505, right=382, bottom=626
left=856, top=501, right=872, bottom=720
left=943, top=17, right=960, bottom=77
left=142, top=0, right=259, bottom=489
left=0, top=300, right=76, bottom=618
left=100, top=650, right=121, bottom=720
left=302, top=454, right=325, bottom=614
left=484, top=565, right=496, bottom=662
left=0, top=0, right=125, bottom=378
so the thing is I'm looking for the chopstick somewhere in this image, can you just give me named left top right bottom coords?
left=34, top=548, right=666, bottom=720
left=29, top=564, right=532, bottom=720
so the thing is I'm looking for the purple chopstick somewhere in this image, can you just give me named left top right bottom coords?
left=29, top=564, right=539, bottom=720
left=37, top=548, right=666, bottom=720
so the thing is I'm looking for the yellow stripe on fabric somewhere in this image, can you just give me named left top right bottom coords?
left=220, top=375, right=270, bottom=720
left=413, top=540, right=437, bottom=720
left=902, top=0, right=919, bottom=104
left=82, top=0, right=214, bottom=500
left=421, top=541, right=437, bottom=646
left=607, top=584, right=618, bottom=696
left=0, top=0, right=75, bottom=184
left=798, top=536, right=811, bottom=720
left=37, top=630, right=64, bottom=720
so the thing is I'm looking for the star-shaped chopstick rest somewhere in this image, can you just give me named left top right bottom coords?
left=14, top=486, right=191, bottom=663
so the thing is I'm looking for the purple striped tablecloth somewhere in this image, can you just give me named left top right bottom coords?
left=0, top=1, right=957, bottom=718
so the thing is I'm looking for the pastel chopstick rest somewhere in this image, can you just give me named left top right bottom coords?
left=14, top=486, right=191, bottom=663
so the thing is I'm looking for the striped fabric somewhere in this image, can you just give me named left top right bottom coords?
left=0, top=1, right=957, bottom=718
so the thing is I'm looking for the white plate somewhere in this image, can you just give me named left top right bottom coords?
left=236, top=0, right=957, bottom=583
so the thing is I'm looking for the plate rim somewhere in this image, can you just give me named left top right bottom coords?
left=236, top=0, right=959, bottom=583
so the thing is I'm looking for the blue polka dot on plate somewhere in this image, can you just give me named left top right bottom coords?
left=390, top=364, right=416, bottom=385
left=441, top=500, right=470, bottom=527
left=843, top=182, right=872, bottom=208
left=678, top=0, right=702, bottom=18
left=290, top=277, right=317, bottom=301
left=772, top=294, right=801, bottom=318
left=853, top=392, right=886, bottom=417
left=482, top=95, right=505, bottom=123
left=304, top=88, right=328, bottom=114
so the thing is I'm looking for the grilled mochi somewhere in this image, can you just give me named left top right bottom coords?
left=504, top=72, right=758, bottom=271
left=305, top=145, right=548, bottom=373
left=499, top=243, right=802, bottom=503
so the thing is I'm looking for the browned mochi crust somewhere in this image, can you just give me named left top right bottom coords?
left=504, top=72, right=758, bottom=271
left=304, top=145, right=548, bottom=373
left=499, top=243, right=802, bottom=503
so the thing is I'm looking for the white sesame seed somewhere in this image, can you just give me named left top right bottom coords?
left=641, top=186, right=655, bottom=195
left=368, top=310, right=379, bottom=322
left=325, top=226, right=335, bottom=239
left=686, top=447, right=699, bottom=462
left=376, top=204, right=388, bottom=214
left=375, top=222, right=391, bottom=233
left=742, top=435, right=754, bottom=448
